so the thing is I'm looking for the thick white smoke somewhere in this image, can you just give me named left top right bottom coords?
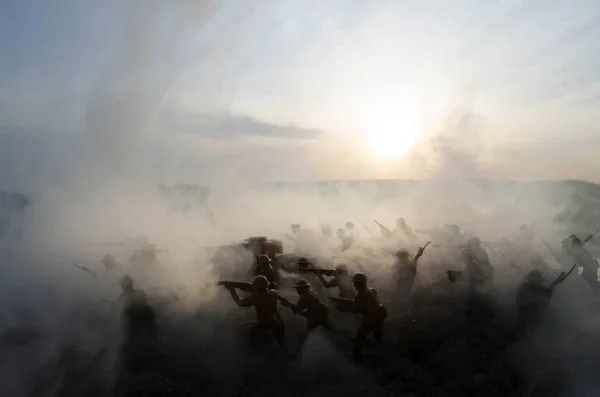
left=1, top=2, right=599, bottom=397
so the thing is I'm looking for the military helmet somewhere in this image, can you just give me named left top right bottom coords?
left=396, top=217, right=406, bottom=226
left=101, top=254, right=115, bottom=264
left=297, top=257, right=311, bottom=266
left=352, top=272, right=367, bottom=284
left=335, top=263, right=348, bottom=273
left=294, top=279, right=311, bottom=289
left=526, top=270, right=543, bottom=283
left=345, top=221, right=354, bottom=229
left=252, top=275, right=270, bottom=290
left=395, top=249, right=409, bottom=258
left=257, top=254, right=271, bottom=264
left=120, top=275, right=133, bottom=287
left=336, top=228, right=346, bottom=237
left=571, top=237, right=582, bottom=246
left=467, top=236, right=481, bottom=246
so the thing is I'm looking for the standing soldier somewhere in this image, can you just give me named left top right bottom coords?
left=516, top=269, right=568, bottom=333
left=329, top=272, right=387, bottom=362
left=345, top=221, right=358, bottom=241
left=392, top=242, right=430, bottom=297
left=296, top=257, right=323, bottom=295
left=516, top=224, right=535, bottom=251
left=101, top=254, right=123, bottom=278
left=393, top=217, right=418, bottom=244
left=225, top=275, right=287, bottom=346
left=337, top=228, right=353, bottom=252
left=464, top=236, right=493, bottom=281
left=291, top=224, right=301, bottom=235
left=251, top=254, right=279, bottom=289
left=568, top=237, right=599, bottom=289
left=320, top=223, right=333, bottom=238
left=118, top=275, right=157, bottom=342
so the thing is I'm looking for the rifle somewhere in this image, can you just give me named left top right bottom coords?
left=584, top=229, right=600, bottom=244
left=327, top=297, right=387, bottom=318
left=373, top=219, right=392, bottom=237
left=70, top=264, right=99, bottom=279
left=414, top=241, right=432, bottom=262
left=549, top=264, right=577, bottom=288
left=496, top=250, right=519, bottom=269
left=284, top=233, right=297, bottom=242
left=327, top=296, right=354, bottom=306
left=540, top=239, right=564, bottom=265
left=205, top=281, right=254, bottom=292
left=298, top=267, right=337, bottom=276
left=541, top=238, right=555, bottom=254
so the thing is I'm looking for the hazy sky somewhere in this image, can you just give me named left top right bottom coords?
left=1, top=0, right=600, bottom=187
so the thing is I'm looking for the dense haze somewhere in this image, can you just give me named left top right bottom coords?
left=1, top=1, right=600, bottom=396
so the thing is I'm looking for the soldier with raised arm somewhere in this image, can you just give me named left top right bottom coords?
left=225, top=275, right=287, bottom=346
left=392, top=241, right=431, bottom=297
left=567, top=237, right=599, bottom=288
left=329, top=272, right=387, bottom=362
left=516, top=268, right=570, bottom=333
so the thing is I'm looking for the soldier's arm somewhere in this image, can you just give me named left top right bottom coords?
left=271, top=290, right=294, bottom=308
left=291, top=296, right=310, bottom=315
left=346, top=296, right=363, bottom=313
left=229, top=289, right=254, bottom=307
left=316, top=272, right=338, bottom=288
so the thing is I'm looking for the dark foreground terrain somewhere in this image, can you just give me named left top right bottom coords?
left=3, top=271, right=599, bottom=397
left=49, top=282, right=595, bottom=397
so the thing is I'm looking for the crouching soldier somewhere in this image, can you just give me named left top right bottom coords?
left=225, top=275, right=286, bottom=346
left=329, top=272, right=387, bottom=362
left=281, top=279, right=350, bottom=344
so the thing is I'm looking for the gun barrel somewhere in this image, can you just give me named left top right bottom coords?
left=206, top=281, right=253, bottom=291
left=327, top=297, right=352, bottom=304
left=299, top=267, right=336, bottom=276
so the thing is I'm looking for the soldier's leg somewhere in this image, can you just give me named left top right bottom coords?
left=270, top=322, right=285, bottom=347
left=353, top=322, right=370, bottom=362
left=372, top=321, right=383, bottom=346
left=248, top=322, right=263, bottom=343
left=298, top=320, right=320, bottom=345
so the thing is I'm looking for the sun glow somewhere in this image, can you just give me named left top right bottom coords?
left=363, top=103, right=421, bottom=160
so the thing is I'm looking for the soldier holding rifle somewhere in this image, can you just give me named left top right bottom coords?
left=328, top=272, right=387, bottom=362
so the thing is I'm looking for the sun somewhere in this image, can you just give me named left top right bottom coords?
left=363, top=104, right=421, bottom=160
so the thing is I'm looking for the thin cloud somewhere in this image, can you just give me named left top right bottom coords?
left=164, top=111, right=324, bottom=140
